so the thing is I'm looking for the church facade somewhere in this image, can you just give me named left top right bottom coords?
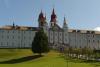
left=0, top=9, right=100, bottom=50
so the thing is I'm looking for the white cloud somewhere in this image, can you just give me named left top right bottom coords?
left=94, top=27, right=100, bottom=31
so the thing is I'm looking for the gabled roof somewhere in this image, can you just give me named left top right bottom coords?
left=49, top=24, right=63, bottom=31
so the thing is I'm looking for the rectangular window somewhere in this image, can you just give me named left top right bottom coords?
left=13, top=36, right=14, bottom=39
left=98, top=40, right=99, bottom=44
left=2, top=36, right=3, bottom=39
left=18, top=36, right=20, bottom=39
left=2, top=30, right=4, bottom=33
left=88, top=40, right=90, bottom=43
left=1, top=42, right=2, bottom=46
left=18, top=31, right=20, bottom=33
left=93, top=40, right=94, bottom=43
left=12, top=42, right=14, bottom=45
left=24, top=43, right=26, bottom=47
left=24, top=31, right=25, bottom=33
left=13, top=31, right=14, bottom=33
left=50, top=38, right=52, bottom=40
left=66, top=33, right=67, bottom=36
left=8, top=30, right=9, bottom=33
left=55, top=33, right=57, bottom=36
left=29, top=37, right=31, bottom=39
left=93, top=35, right=94, bottom=38
left=7, top=42, right=8, bottom=46
left=60, top=33, right=61, bottom=36
left=60, top=38, right=62, bottom=41
left=7, top=36, right=9, bottom=39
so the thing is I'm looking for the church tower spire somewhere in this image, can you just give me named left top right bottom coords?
left=63, top=16, right=69, bottom=45
left=63, top=17, right=68, bottom=29
left=38, top=10, right=45, bottom=28
left=12, top=19, right=15, bottom=29
left=64, top=17, right=67, bottom=25
left=50, top=8, right=57, bottom=27
left=52, top=8, right=55, bottom=15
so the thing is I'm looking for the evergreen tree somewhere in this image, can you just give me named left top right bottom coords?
left=32, top=28, right=49, bottom=55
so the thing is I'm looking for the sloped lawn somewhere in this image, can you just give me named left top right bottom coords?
left=0, top=49, right=99, bottom=67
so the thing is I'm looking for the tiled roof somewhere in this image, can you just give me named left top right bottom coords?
left=68, top=29, right=100, bottom=34
left=0, top=25, right=39, bottom=31
left=0, top=25, right=100, bottom=34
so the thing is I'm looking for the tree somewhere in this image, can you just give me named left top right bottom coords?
left=32, top=28, right=49, bottom=56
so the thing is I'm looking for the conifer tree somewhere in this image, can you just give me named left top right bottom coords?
left=32, top=28, right=49, bottom=55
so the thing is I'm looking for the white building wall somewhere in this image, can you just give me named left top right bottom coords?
left=63, top=31, right=69, bottom=45
left=0, top=28, right=100, bottom=50
left=69, top=32, right=76, bottom=48
left=49, top=30, right=54, bottom=44
left=0, top=29, right=36, bottom=48
left=69, top=31, right=100, bottom=50
left=95, top=34, right=100, bottom=50
left=54, top=31, right=59, bottom=45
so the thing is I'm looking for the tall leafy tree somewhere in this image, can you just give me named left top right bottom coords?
left=32, top=28, right=49, bottom=55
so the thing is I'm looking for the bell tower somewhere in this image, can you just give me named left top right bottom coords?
left=63, top=17, right=69, bottom=45
left=38, top=10, right=46, bottom=28
left=63, top=17, right=68, bottom=30
left=38, top=10, right=48, bottom=35
left=50, top=8, right=57, bottom=27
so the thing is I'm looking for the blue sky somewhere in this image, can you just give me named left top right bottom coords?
left=0, top=0, right=100, bottom=30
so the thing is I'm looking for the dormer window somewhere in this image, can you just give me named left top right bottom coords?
left=77, top=30, right=80, bottom=33
left=91, top=31, right=95, bottom=34
left=72, top=30, right=76, bottom=32
left=87, top=31, right=90, bottom=34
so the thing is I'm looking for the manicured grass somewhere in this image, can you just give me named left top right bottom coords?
left=0, top=49, right=99, bottom=67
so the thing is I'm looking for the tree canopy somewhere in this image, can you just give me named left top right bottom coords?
left=32, top=28, right=49, bottom=55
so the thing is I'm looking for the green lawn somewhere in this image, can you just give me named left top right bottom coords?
left=0, top=49, right=99, bottom=67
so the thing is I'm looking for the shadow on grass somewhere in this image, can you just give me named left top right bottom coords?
left=0, top=55, right=42, bottom=64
